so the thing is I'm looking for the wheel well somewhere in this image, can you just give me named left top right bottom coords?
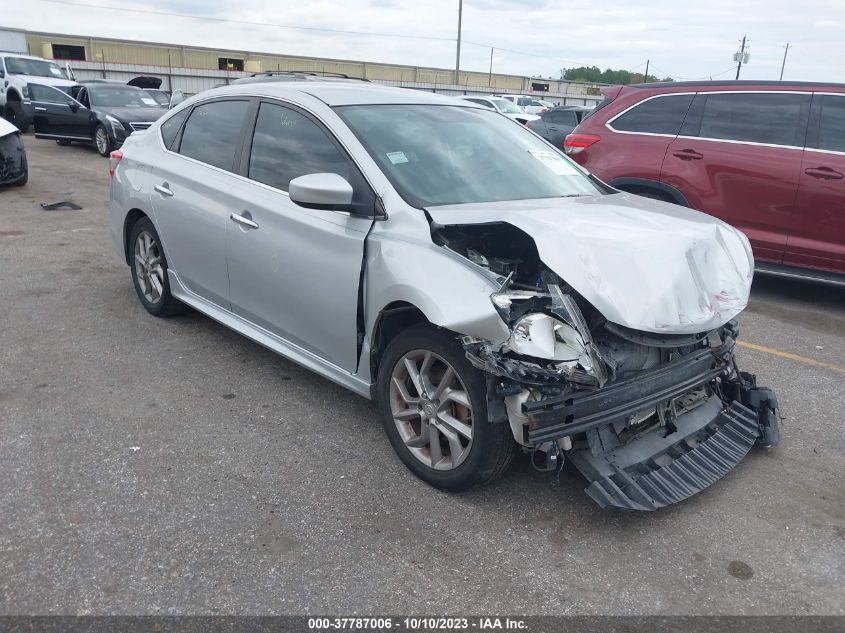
left=123, top=209, right=148, bottom=264
left=369, top=302, right=430, bottom=381
left=6, top=90, right=21, bottom=102
left=609, top=177, right=689, bottom=207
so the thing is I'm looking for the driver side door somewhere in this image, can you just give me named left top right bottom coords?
left=29, top=84, right=90, bottom=140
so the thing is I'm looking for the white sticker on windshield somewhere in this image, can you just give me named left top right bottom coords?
left=528, top=149, right=578, bottom=176
left=141, top=98, right=158, bottom=106
left=386, top=151, right=408, bottom=165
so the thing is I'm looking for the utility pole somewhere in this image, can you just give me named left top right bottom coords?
left=488, top=47, right=493, bottom=87
left=780, top=42, right=790, bottom=80
left=735, top=35, right=748, bottom=80
left=644, top=59, right=649, bottom=82
left=454, top=0, right=463, bottom=86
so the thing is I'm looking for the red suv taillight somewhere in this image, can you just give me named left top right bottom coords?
left=564, top=133, right=601, bottom=155
left=109, top=150, right=123, bottom=178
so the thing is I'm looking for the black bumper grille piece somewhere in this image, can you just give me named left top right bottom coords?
left=580, top=402, right=760, bottom=511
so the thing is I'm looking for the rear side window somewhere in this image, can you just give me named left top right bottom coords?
left=160, top=108, right=189, bottom=150
left=466, top=99, right=495, bottom=109
left=686, top=92, right=810, bottom=147
left=610, top=94, right=693, bottom=135
left=247, top=102, right=350, bottom=191
left=550, top=110, right=578, bottom=126
left=179, top=100, right=249, bottom=171
left=816, top=95, right=845, bottom=153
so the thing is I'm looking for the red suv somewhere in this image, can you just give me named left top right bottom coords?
left=565, top=81, right=845, bottom=283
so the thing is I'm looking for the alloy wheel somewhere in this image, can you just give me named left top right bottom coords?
left=95, top=127, right=109, bottom=155
left=134, top=230, right=165, bottom=304
left=389, top=349, right=474, bottom=470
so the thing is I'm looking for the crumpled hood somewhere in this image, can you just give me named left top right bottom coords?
left=426, top=192, right=754, bottom=334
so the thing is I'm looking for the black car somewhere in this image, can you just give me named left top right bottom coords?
left=29, top=82, right=167, bottom=156
left=526, top=106, right=592, bottom=149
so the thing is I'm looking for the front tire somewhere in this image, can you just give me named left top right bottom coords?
left=128, top=217, right=184, bottom=317
left=4, top=102, right=30, bottom=133
left=94, top=124, right=112, bottom=157
left=376, top=324, right=516, bottom=491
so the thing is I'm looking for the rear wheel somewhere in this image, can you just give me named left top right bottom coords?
left=128, top=217, right=185, bottom=317
left=376, top=324, right=516, bottom=490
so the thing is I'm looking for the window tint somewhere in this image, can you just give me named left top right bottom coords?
left=160, top=108, right=189, bottom=150
left=694, top=92, right=810, bottom=147
left=550, top=110, right=577, bottom=126
left=179, top=100, right=249, bottom=171
left=611, top=94, right=693, bottom=135
left=817, top=95, right=845, bottom=153
left=28, top=84, right=70, bottom=104
left=248, top=102, right=350, bottom=191
left=466, top=98, right=495, bottom=109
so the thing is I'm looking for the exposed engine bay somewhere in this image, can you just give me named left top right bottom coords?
left=432, top=221, right=780, bottom=511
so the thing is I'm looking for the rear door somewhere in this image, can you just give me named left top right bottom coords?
left=149, top=98, right=252, bottom=307
left=227, top=100, right=374, bottom=371
left=661, top=91, right=810, bottom=264
left=544, top=109, right=579, bottom=148
left=29, top=83, right=90, bottom=140
left=787, top=93, right=845, bottom=273
left=602, top=92, right=694, bottom=184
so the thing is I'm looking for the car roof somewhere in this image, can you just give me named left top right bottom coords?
left=203, top=81, right=482, bottom=107
left=0, top=52, right=56, bottom=61
left=629, top=79, right=845, bottom=91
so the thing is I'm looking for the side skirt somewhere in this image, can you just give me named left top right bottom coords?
left=168, top=270, right=373, bottom=399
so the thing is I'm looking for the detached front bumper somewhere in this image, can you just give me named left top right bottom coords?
left=519, top=344, right=780, bottom=511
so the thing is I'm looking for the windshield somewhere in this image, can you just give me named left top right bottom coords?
left=337, top=105, right=602, bottom=207
left=89, top=87, right=161, bottom=108
left=4, top=57, right=67, bottom=79
left=491, top=98, right=522, bottom=114
left=146, top=90, right=170, bottom=106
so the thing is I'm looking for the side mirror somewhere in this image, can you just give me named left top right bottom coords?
left=168, top=89, right=185, bottom=109
left=0, top=69, right=5, bottom=78
left=289, top=173, right=353, bottom=210
left=67, top=101, right=78, bottom=113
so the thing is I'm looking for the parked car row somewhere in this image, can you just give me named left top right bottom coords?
left=566, top=80, right=845, bottom=281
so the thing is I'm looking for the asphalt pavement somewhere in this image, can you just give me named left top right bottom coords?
left=1, top=136, right=843, bottom=615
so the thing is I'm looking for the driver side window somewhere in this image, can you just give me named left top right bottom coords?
left=28, top=84, right=68, bottom=104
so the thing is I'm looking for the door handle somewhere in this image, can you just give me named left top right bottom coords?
left=34, top=106, right=47, bottom=112
left=804, top=166, right=844, bottom=180
left=672, top=149, right=704, bottom=160
left=230, top=212, right=259, bottom=230
left=154, top=183, right=174, bottom=197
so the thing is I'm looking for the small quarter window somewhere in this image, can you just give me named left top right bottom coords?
left=160, top=108, right=189, bottom=150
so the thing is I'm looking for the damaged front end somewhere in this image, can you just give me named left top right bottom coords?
left=0, top=121, right=27, bottom=186
left=436, top=222, right=779, bottom=511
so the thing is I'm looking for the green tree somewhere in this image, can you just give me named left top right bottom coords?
left=560, top=66, right=673, bottom=84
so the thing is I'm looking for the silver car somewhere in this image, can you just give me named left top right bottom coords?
left=108, top=80, right=780, bottom=511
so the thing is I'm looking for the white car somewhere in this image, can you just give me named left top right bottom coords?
left=0, top=53, right=77, bottom=132
left=458, top=95, right=540, bottom=124
left=497, top=94, right=552, bottom=115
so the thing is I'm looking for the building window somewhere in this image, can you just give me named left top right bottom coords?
left=52, top=44, right=86, bottom=61
left=218, top=57, right=244, bottom=71
left=531, top=82, right=549, bottom=92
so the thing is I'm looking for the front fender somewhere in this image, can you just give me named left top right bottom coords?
left=365, top=233, right=510, bottom=344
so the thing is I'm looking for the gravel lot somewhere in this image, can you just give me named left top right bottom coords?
left=1, top=136, right=843, bottom=616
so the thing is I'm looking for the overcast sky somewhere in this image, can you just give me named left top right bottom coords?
left=5, top=0, right=845, bottom=82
